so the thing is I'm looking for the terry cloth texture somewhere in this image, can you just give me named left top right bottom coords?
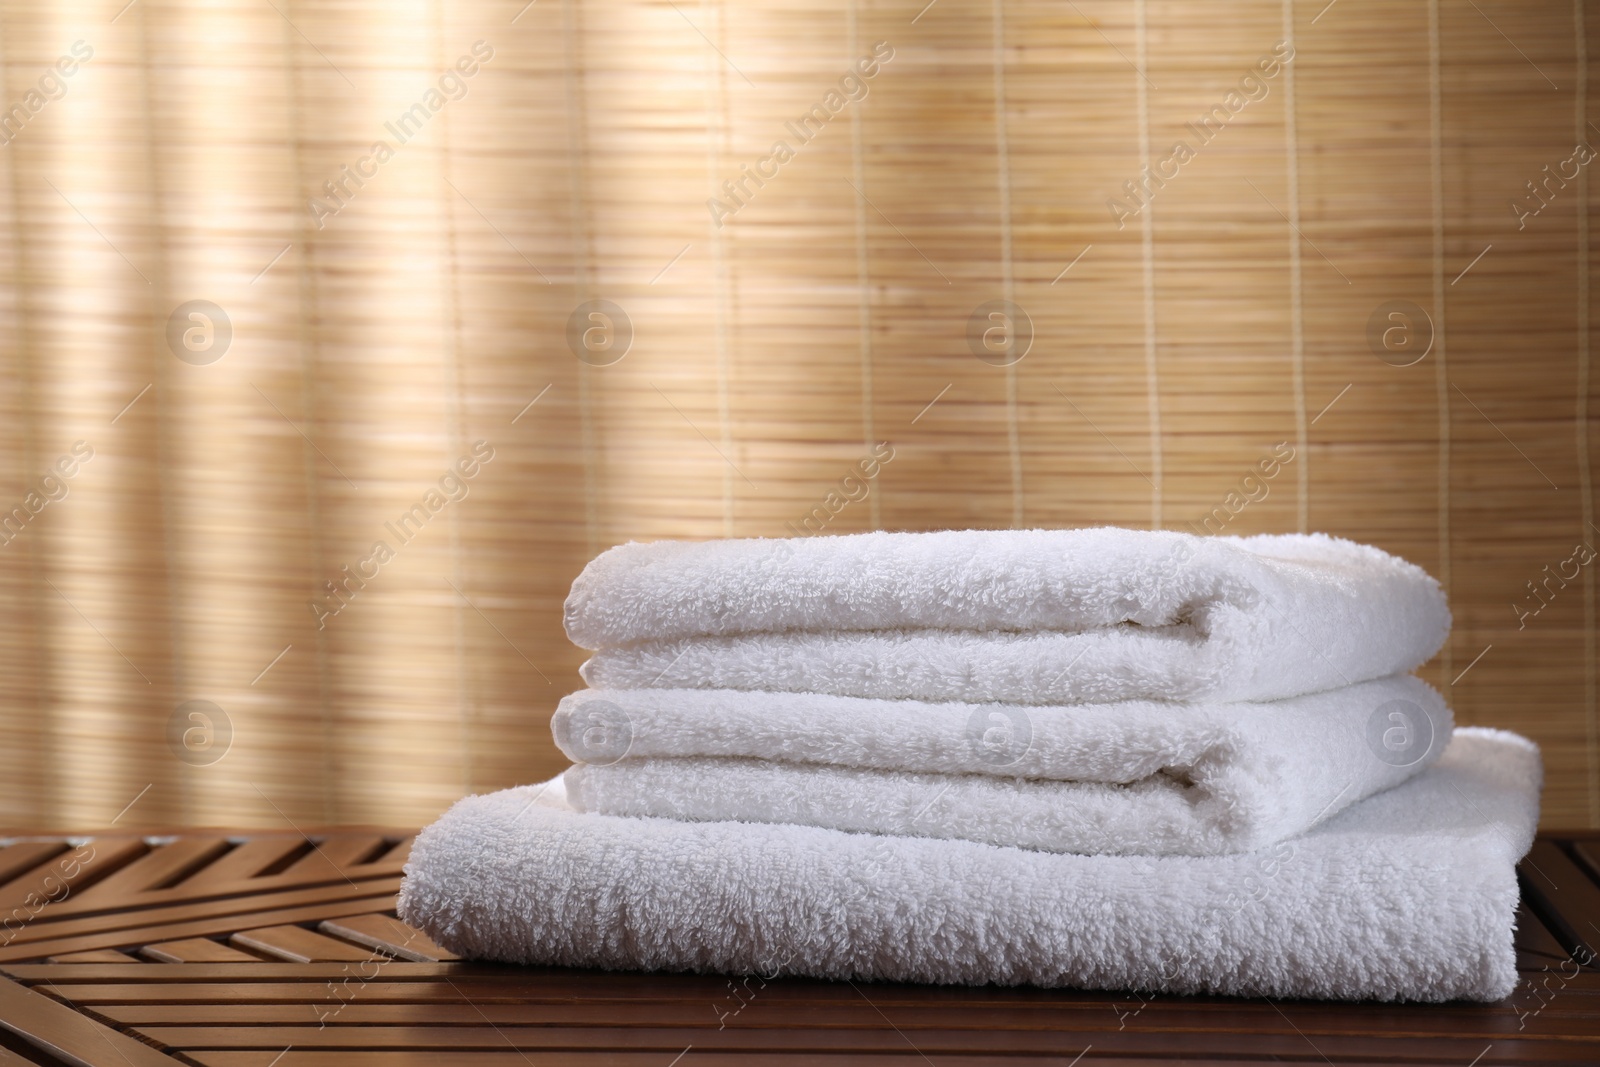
left=556, top=675, right=1452, bottom=855
left=399, top=728, right=1539, bottom=1002
left=568, top=529, right=1449, bottom=704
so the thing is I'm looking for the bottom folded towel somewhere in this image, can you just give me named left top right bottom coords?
left=399, top=727, right=1540, bottom=1002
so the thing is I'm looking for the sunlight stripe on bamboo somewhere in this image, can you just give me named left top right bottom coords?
left=1281, top=0, right=1308, bottom=534
left=1427, top=0, right=1453, bottom=686
left=1133, top=0, right=1162, bottom=531
left=1574, top=0, right=1597, bottom=824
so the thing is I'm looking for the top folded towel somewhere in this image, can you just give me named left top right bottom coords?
left=566, top=528, right=1449, bottom=704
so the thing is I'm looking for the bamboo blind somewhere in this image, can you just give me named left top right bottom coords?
left=0, top=0, right=1595, bottom=830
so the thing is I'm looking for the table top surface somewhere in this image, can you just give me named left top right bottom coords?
left=0, top=828, right=1591, bottom=1066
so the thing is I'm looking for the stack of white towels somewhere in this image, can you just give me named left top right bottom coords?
left=400, top=528, right=1543, bottom=1002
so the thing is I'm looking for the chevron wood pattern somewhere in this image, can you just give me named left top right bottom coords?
left=0, top=830, right=1590, bottom=1064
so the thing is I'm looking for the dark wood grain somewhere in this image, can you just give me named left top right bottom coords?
left=177, top=1057, right=1482, bottom=1067
left=0, top=829, right=1588, bottom=1064
left=1520, top=841, right=1600, bottom=963
left=127, top=1024, right=1600, bottom=1057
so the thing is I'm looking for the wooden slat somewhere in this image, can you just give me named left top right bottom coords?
left=175, top=838, right=312, bottom=888
left=33, top=980, right=783, bottom=1006
left=139, top=939, right=262, bottom=964
left=0, top=841, right=410, bottom=926
left=3, top=963, right=486, bottom=984
left=0, top=844, right=68, bottom=890
left=0, top=839, right=148, bottom=913
left=0, top=973, right=175, bottom=1065
left=317, top=914, right=456, bottom=962
left=230, top=926, right=387, bottom=964
left=1518, top=901, right=1576, bottom=967
left=280, top=837, right=390, bottom=881
left=1520, top=842, right=1600, bottom=963
left=71, top=839, right=232, bottom=904
left=1563, top=841, right=1600, bottom=906
left=365, top=838, right=411, bottom=868
left=181, top=1057, right=1442, bottom=1067
left=43, top=950, right=134, bottom=964
left=123, top=1023, right=1600, bottom=1060
left=0, top=882, right=401, bottom=962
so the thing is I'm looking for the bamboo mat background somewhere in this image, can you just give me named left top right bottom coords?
left=0, top=0, right=1594, bottom=829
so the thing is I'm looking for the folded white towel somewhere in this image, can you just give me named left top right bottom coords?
left=556, top=676, right=1452, bottom=855
left=399, top=727, right=1539, bottom=1002
left=569, top=529, right=1448, bottom=704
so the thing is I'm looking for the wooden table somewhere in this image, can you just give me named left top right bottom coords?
left=0, top=829, right=1592, bottom=1065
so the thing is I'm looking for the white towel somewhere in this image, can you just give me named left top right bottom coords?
left=399, top=728, right=1540, bottom=1002
left=569, top=529, right=1448, bottom=704
left=556, top=676, right=1452, bottom=855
